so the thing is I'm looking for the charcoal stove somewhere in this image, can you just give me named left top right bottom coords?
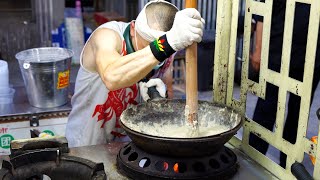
left=116, top=99, right=243, bottom=179
left=0, top=136, right=278, bottom=180
left=117, top=142, right=238, bottom=180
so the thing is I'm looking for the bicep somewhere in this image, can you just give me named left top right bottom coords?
left=91, top=29, right=122, bottom=78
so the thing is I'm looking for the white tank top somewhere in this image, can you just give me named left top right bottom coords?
left=65, top=21, right=174, bottom=147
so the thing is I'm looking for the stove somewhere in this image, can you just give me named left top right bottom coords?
left=0, top=137, right=277, bottom=180
left=0, top=137, right=106, bottom=180
left=117, top=142, right=238, bottom=180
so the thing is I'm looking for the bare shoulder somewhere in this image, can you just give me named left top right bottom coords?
left=82, top=28, right=122, bottom=72
left=90, top=28, right=122, bottom=52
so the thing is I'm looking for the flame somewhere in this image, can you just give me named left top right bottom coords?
left=173, top=163, right=179, bottom=173
left=163, top=162, right=168, bottom=170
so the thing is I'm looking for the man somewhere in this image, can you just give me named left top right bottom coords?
left=66, top=0, right=205, bottom=147
left=249, top=1, right=320, bottom=167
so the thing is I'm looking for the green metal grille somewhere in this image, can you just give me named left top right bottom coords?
left=214, top=0, right=320, bottom=179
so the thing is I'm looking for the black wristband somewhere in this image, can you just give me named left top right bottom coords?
left=149, top=35, right=175, bottom=62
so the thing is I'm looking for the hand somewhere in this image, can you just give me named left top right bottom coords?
left=166, top=8, right=205, bottom=51
left=139, top=82, right=149, bottom=101
left=250, top=50, right=261, bottom=71
left=139, top=78, right=166, bottom=101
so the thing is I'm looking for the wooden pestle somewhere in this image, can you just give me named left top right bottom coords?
left=185, top=0, right=199, bottom=129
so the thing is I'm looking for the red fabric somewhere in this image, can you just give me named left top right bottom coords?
left=91, top=39, right=138, bottom=137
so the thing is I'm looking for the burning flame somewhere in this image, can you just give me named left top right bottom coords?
left=163, top=162, right=168, bottom=170
left=174, top=163, right=179, bottom=173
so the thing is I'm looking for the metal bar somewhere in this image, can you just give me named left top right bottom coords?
left=274, top=0, right=296, bottom=148
left=240, top=0, right=245, bottom=16
left=245, top=118, right=296, bottom=158
left=228, top=0, right=302, bottom=179
left=49, top=0, right=53, bottom=46
left=247, top=0, right=271, bottom=99
left=177, top=0, right=182, bottom=10
left=305, top=0, right=320, bottom=177
left=202, top=0, right=208, bottom=30
left=237, top=0, right=254, bottom=113
left=0, top=9, right=32, bottom=12
left=250, top=0, right=268, bottom=15
left=212, top=0, right=217, bottom=30
left=226, top=0, right=240, bottom=107
left=264, top=70, right=303, bottom=95
left=37, top=0, right=43, bottom=46
left=295, top=0, right=312, bottom=4
left=207, top=0, right=212, bottom=31
left=241, top=140, right=296, bottom=179
left=43, top=0, right=48, bottom=46
left=197, top=0, right=201, bottom=15
left=213, top=0, right=232, bottom=103
left=123, top=0, right=127, bottom=19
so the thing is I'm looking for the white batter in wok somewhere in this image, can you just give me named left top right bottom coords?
left=123, top=120, right=230, bottom=138
left=121, top=103, right=240, bottom=138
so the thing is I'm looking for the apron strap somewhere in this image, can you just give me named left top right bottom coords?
left=123, top=25, right=135, bottom=54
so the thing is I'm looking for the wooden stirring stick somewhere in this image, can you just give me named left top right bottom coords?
left=185, top=0, right=199, bottom=129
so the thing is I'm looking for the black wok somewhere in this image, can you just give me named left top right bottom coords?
left=120, top=99, right=244, bottom=157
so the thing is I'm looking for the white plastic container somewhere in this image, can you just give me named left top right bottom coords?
left=0, top=87, right=15, bottom=104
left=0, top=86, right=10, bottom=94
left=0, top=60, right=9, bottom=88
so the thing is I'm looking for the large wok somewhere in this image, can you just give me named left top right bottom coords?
left=120, top=99, right=243, bottom=157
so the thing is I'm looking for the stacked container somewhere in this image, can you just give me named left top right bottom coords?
left=0, top=60, right=15, bottom=104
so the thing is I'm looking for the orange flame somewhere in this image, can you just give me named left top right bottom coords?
left=173, top=163, right=179, bottom=173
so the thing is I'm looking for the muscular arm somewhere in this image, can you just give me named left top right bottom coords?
left=91, top=28, right=160, bottom=91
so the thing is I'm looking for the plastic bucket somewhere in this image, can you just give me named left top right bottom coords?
left=15, top=47, right=73, bottom=108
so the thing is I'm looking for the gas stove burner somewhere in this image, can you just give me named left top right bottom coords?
left=117, top=142, right=238, bottom=180
left=0, top=137, right=106, bottom=180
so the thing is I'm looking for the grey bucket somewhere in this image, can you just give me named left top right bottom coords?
left=15, top=47, right=73, bottom=108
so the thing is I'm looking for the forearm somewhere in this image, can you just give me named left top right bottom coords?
left=254, top=21, right=263, bottom=53
left=101, top=46, right=159, bottom=90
